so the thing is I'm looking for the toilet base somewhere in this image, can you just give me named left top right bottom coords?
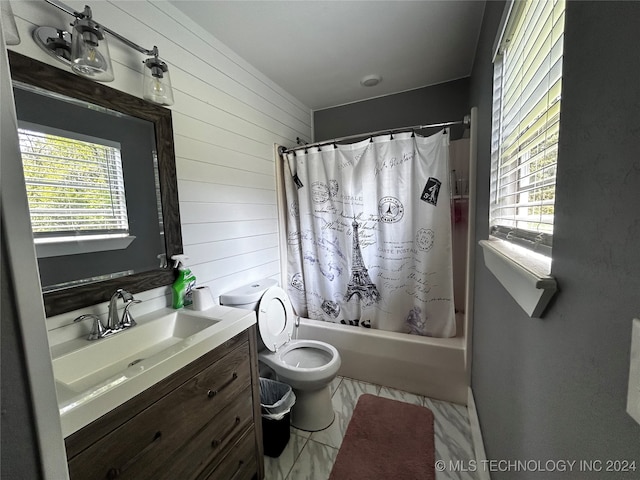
left=290, top=385, right=335, bottom=432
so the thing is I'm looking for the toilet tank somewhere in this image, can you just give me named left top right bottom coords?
left=219, top=278, right=278, bottom=310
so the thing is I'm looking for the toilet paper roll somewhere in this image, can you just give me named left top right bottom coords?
left=192, top=286, right=215, bottom=311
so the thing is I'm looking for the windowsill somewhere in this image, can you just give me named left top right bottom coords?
left=479, top=237, right=557, bottom=317
left=35, top=234, right=136, bottom=258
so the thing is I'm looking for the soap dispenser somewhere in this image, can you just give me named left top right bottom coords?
left=171, top=254, right=196, bottom=309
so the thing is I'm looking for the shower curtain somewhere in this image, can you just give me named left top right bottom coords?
left=283, top=130, right=456, bottom=338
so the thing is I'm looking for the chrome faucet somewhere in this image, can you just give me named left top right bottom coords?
left=73, top=289, right=141, bottom=341
left=108, top=288, right=140, bottom=330
left=74, top=314, right=108, bottom=341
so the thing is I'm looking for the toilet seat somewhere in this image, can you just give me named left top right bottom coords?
left=258, top=286, right=295, bottom=352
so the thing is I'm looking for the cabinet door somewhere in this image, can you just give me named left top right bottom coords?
left=67, top=342, right=251, bottom=480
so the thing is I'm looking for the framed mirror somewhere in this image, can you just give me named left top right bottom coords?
left=8, top=51, right=182, bottom=317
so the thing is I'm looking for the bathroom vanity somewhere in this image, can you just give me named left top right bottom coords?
left=54, top=308, right=264, bottom=480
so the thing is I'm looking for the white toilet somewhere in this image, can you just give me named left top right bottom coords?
left=220, top=279, right=341, bottom=431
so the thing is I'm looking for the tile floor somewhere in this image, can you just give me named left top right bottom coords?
left=263, top=376, right=478, bottom=480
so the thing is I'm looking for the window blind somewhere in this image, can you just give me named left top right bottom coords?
left=18, top=127, right=129, bottom=237
left=490, top=0, right=565, bottom=252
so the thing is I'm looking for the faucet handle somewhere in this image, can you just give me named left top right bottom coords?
left=120, top=299, right=142, bottom=328
left=74, top=314, right=109, bottom=341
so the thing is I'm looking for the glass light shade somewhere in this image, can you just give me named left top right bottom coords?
left=143, top=59, right=174, bottom=106
left=33, top=27, right=73, bottom=65
left=70, top=19, right=114, bottom=82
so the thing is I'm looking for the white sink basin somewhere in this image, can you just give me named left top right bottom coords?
left=50, top=306, right=256, bottom=437
left=53, top=311, right=218, bottom=393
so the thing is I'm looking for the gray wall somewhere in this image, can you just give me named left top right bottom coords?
left=1, top=26, right=43, bottom=477
left=314, top=77, right=470, bottom=142
left=470, top=2, right=640, bottom=478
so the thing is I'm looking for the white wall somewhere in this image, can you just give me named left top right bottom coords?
left=8, top=0, right=312, bottom=340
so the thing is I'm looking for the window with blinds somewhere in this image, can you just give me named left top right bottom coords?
left=18, top=126, right=129, bottom=239
left=490, top=0, right=565, bottom=256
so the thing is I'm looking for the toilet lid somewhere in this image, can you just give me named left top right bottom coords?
left=258, top=286, right=294, bottom=352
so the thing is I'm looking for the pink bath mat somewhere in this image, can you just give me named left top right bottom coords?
left=329, top=393, right=435, bottom=480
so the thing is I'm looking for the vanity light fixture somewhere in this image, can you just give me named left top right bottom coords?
left=33, top=0, right=175, bottom=106
left=142, top=47, right=174, bottom=106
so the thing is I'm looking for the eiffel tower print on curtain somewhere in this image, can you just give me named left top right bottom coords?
left=345, top=217, right=381, bottom=305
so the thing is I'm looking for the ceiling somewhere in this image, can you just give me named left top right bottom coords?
left=170, top=1, right=486, bottom=111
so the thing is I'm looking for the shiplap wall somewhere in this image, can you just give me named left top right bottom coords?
left=8, top=1, right=311, bottom=340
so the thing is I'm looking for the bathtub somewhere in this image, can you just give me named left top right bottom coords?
left=296, top=315, right=469, bottom=405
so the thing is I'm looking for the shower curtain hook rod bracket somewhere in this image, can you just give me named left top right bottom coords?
left=279, top=113, right=470, bottom=155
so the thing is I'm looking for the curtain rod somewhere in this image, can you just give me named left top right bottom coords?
left=279, top=114, right=471, bottom=155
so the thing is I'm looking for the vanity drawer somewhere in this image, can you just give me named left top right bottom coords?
left=198, top=427, right=258, bottom=480
left=67, top=342, right=251, bottom=480
left=155, top=387, right=254, bottom=480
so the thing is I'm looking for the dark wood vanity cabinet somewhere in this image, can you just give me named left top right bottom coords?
left=64, top=327, right=265, bottom=480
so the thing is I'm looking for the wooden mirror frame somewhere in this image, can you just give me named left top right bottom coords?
left=8, top=51, right=182, bottom=317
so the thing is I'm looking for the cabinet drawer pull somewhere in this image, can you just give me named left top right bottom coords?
left=107, top=431, right=162, bottom=478
left=210, top=416, right=242, bottom=449
left=206, top=372, right=238, bottom=398
left=229, top=460, right=244, bottom=480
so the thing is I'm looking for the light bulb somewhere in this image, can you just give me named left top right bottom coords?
left=145, top=77, right=166, bottom=103
left=151, top=77, right=165, bottom=95
left=73, top=44, right=107, bottom=75
left=87, top=46, right=97, bottom=63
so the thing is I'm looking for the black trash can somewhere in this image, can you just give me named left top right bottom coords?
left=259, top=378, right=296, bottom=458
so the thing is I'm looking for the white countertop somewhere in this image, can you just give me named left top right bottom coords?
left=52, top=305, right=255, bottom=437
